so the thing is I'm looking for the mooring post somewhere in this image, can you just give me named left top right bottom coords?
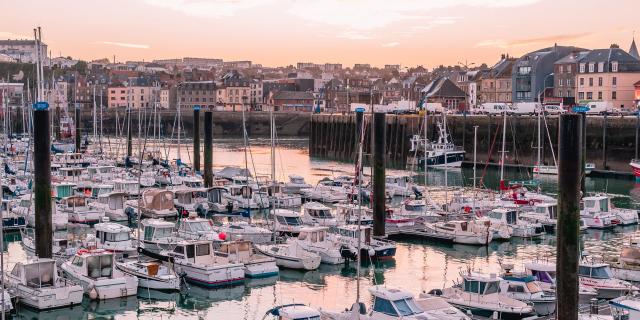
left=581, top=113, right=587, bottom=195
left=74, top=103, right=81, bottom=152
left=193, top=105, right=201, bottom=172
left=54, top=106, right=61, bottom=140
left=373, top=112, right=386, bottom=237
left=462, top=109, right=467, bottom=153
left=556, top=113, right=582, bottom=320
left=204, top=111, right=213, bottom=187
left=355, top=110, right=364, bottom=158
left=602, top=112, right=608, bottom=170
left=33, top=101, right=52, bottom=258
left=126, top=109, right=132, bottom=159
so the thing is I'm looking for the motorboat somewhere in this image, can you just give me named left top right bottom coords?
left=290, top=227, right=346, bottom=264
left=90, top=221, right=137, bottom=257
left=608, top=238, right=640, bottom=282
left=328, top=224, right=396, bottom=260
left=176, top=214, right=222, bottom=242
left=481, top=208, right=544, bottom=238
left=59, top=195, right=104, bottom=225
left=524, top=260, right=598, bottom=304
left=255, top=242, right=321, bottom=271
left=223, top=177, right=269, bottom=209
left=173, top=187, right=209, bottom=216
left=519, top=201, right=558, bottom=233
left=273, top=209, right=305, bottom=236
left=424, top=220, right=493, bottom=245
left=138, top=218, right=182, bottom=253
left=258, top=183, right=302, bottom=208
left=216, top=240, right=279, bottom=278
left=263, top=304, right=322, bottom=320
left=204, top=186, right=246, bottom=216
left=283, top=174, right=312, bottom=194
left=334, top=203, right=374, bottom=226
left=301, top=202, right=338, bottom=227
left=579, top=258, right=638, bottom=299
left=299, top=184, right=347, bottom=203
left=74, top=183, right=114, bottom=199
left=582, top=195, right=638, bottom=226
left=439, top=271, right=535, bottom=319
left=213, top=220, right=273, bottom=244
left=60, top=249, right=138, bottom=300
left=115, top=259, right=181, bottom=291
left=4, top=257, right=83, bottom=310
left=385, top=175, right=422, bottom=197
left=0, top=199, right=26, bottom=231
left=154, top=168, right=183, bottom=186
left=89, top=192, right=129, bottom=222
left=610, top=293, right=640, bottom=319
left=20, top=228, right=78, bottom=260
left=112, top=178, right=142, bottom=197
left=134, top=189, right=178, bottom=219
left=499, top=269, right=556, bottom=316
left=162, top=239, right=245, bottom=287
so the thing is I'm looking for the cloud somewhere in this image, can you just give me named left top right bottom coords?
left=382, top=42, right=400, bottom=47
left=476, top=32, right=596, bottom=48
left=143, top=0, right=274, bottom=18
left=337, top=31, right=373, bottom=40
left=95, top=41, right=150, bottom=49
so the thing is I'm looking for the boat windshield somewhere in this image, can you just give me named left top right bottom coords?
left=309, top=209, right=333, bottom=218
left=105, top=231, right=130, bottom=242
left=483, top=281, right=500, bottom=294
left=405, top=204, right=424, bottom=212
left=278, top=215, right=302, bottom=226
left=87, top=254, right=113, bottom=279
left=531, top=270, right=555, bottom=284
left=187, top=221, right=213, bottom=232
left=393, top=298, right=423, bottom=316
left=24, top=261, right=55, bottom=288
left=526, top=281, right=542, bottom=293
left=580, top=266, right=612, bottom=279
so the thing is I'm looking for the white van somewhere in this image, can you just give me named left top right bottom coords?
left=511, top=102, right=541, bottom=115
left=543, top=105, right=566, bottom=115
left=478, top=103, right=509, bottom=115
left=424, top=103, right=445, bottom=113
left=585, top=101, right=614, bottom=115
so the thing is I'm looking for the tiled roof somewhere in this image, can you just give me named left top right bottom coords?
left=273, top=90, right=314, bottom=100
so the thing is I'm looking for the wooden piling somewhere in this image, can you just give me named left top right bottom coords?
left=372, top=112, right=386, bottom=237
left=193, top=106, right=201, bottom=172
left=33, top=102, right=52, bottom=259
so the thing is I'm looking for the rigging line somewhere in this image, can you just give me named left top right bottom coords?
left=479, top=121, right=502, bottom=189
left=542, top=114, right=558, bottom=168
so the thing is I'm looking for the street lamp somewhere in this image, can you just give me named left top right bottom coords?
left=538, top=73, right=555, bottom=104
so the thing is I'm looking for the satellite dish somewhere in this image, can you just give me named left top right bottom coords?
left=11, top=70, right=24, bottom=81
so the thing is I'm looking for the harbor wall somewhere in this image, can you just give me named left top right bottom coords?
left=309, top=113, right=638, bottom=174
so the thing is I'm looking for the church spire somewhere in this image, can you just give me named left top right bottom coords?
left=630, top=31, right=639, bottom=60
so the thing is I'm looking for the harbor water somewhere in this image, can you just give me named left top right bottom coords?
left=5, top=138, right=640, bottom=319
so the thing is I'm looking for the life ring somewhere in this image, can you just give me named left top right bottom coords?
left=528, top=199, right=535, bottom=206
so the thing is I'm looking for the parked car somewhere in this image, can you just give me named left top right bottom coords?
left=584, top=101, right=614, bottom=115
left=543, top=105, right=566, bottom=115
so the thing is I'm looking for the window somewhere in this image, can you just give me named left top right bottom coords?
left=568, top=65, right=572, bottom=73
left=598, top=62, right=604, bottom=72
left=559, top=65, right=564, bottom=73
left=464, top=280, right=480, bottom=293
left=598, top=77, right=602, bottom=86
left=598, top=92, right=602, bottom=100
left=587, top=92, right=593, bottom=100
left=558, top=79, right=563, bottom=87
left=373, top=297, right=398, bottom=316
left=518, top=66, right=531, bottom=75
left=612, top=77, right=617, bottom=86
left=589, top=63, right=594, bottom=72
left=579, top=78, right=584, bottom=86
left=579, top=63, right=585, bottom=73
left=105, top=231, right=130, bottom=242
left=86, top=254, right=113, bottom=279
left=196, top=244, right=210, bottom=256
left=589, top=78, right=593, bottom=86
left=612, top=61, right=619, bottom=72
left=612, top=91, right=617, bottom=100
left=484, top=281, right=500, bottom=294
left=186, top=245, right=195, bottom=258
left=508, top=284, right=525, bottom=293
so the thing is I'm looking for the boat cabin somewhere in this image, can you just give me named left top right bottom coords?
left=58, top=167, right=85, bottom=181
left=142, top=189, right=175, bottom=211
left=182, top=176, right=204, bottom=188
left=534, top=202, right=558, bottom=219
left=369, top=285, right=424, bottom=318
left=385, top=175, right=410, bottom=186
left=113, top=179, right=140, bottom=195
left=53, top=182, right=77, bottom=200
left=487, top=208, right=519, bottom=225
left=96, top=192, right=127, bottom=210
left=68, top=249, right=115, bottom=279
left=329, top=225, right=372, bottom=245
left=582, top=196, right=612, bottom=213
left=274, top=209, right=304, bottom=234
left=59, top=195, right=90, bottom=211
left=302, top=202, right=337, bottom=226
left=168, top=240, right=217, bottom=265
left=177, top=215, right=220, bottom=241
left=501, top=274, right=543, bottom=294
left=403, top=200, right=426, bottom=213
left=288, top=175, right=308, bottom=185
left=462, top=273, right=502, bottom=296
left=334, top=204, right=374, bottom=225
left=142, top=219, right=176, bottom=242
left=75, top=183, right=114, bottom=198
left=9, top=258, right=57, bottom=288
left=579, top=262, right=613, bottom=279
left=94, top=222, right=132, bottom=246
left=86, top=166, right=115, bottom=179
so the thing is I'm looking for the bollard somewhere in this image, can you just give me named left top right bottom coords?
left=33, top=102, right=52, bottom=258
left=193, top=106, right=201, bottom=172
left=372, top=112, right=386, bottom=237
left=556, top=114, right=582, bottom=320
left=204, top=111, right=213, bottom=187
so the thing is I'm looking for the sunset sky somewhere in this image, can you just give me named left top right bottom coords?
left=2, top=0, right=638, bottom=68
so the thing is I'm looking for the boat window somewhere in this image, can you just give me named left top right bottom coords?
left=311, top=232, right=318, bottom=242
left=10, top=265, right=20, bottom=277
left=460, top=222, right=467, bottom=231
left=531, top=270, right=554, bottom=284
left=87, top=254, right=113, bottom=279
left=463, top=280, right=479, bottom=293
left=589, top=266, right=612, bottom=279
left=578, top=266, right=592, bottom=277
left=186, top=245, right=195, bottom=258
left=144, top=226, right=154, bottom=241
left=585, top=200, right=596, bottom=209
left=154, top=227, right=173, bottom=239
left=318, top=231, right=325, bottom=242
left=484, top=281, right=499, bottom=294
left=508, top=284, right=525, bottom=293
left=188, top=221, right=213, bottom=232
left=599, top=199, right=609, bottom=212
left=535, top=206, right=546, bottom=214
left=196, top=244, right=210, bottom=256
left=105, top=231, right=130, bottom=242
left=506, top=211, right=517, bottom=225
left=405, top=204, right=424, bottom=212
left=549, top=206, right=557, bottom=219
left=109, top=196, right=124, bottom=210
left=72, top=256, right=84, bottom=267
left=373, top=297, right=398, bottom=316
left=25, top=261, right=55, bottom=288
left=488, top=211, right=502, bottom=220
left=393, top=298, right=419, bottom=316
left=298, top=232, right=308, bottom=241
left=173, top=246, right=184, bottom=255
left=279, top=216, right=302, bottom=226
left=526, top=281, right=542, bottom=293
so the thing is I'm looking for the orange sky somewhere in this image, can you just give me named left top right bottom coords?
left=2, top=0, right=638, bottom=68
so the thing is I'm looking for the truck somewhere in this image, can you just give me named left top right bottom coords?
left=584, top=101, right=614, bottom=115
left=510, top=102, right=541, bottom=115
left=477, top=103, right=509, bottom=115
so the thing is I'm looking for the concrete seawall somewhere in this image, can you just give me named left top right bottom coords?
left=310, top=113, right=639, bottom=174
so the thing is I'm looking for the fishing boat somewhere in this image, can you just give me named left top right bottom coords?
left=283, top=174, right=312, bottom=194
left=176, top=214, right=221, bottom=242
left=115, top=260, right=181, bottom=291
left=60, top=249, right=138, bottom=300
left=255, top=242, right=321, bottom=271
left=138, top=218, right=182, bottom=253
left=424, top=220, right=493, bottom=245
left=438, top=271, right=535, bottom=319
left=481, top=208, right=544, bottom=238
left=414, top=117, right=465, bottom=168
left=89, top=192, right=129, bottom=222
left=4, top=257, right=83, bottom=310
left=301, top=202, right=338, bottom=227
left=499, top=266, right=556, bottom=316
left=90, top=221, right=137, bottom=257
left=524, top=260, right=598, bottom=304
left=173, top=187, right=209, bottom=217
left=328, top=224, right=396, bottom=260
left=608, top=238, right=640, bottom=282
left=59, top=195, right=104, bottom=225
left=519, top=201, right=558, bottom=233
left=160, top=239, right=245, bottom=287
left=582, top=195, right=638, bottom=226
left=579, top=258, right=638, bottom=299
left=216, top=240, right=279, bottom=278
left=273, top=209, right=305, bottom=236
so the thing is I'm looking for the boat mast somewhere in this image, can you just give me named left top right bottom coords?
left=536, top=109, right=541, bottom=178
left=176, top=90, right=181, bottom=163
left=270, top=105, right=275, bottom=183
left=93, top=84, right=97, bottom=148
left=500, top=109, right=507, bottom=183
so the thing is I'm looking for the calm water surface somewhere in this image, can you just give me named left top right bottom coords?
left=6, top=138, right=640, bottom=319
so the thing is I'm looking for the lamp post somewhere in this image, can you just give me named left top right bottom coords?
left=538, top=73, right=555, bottom=104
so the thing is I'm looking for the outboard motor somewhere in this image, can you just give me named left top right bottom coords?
left=124, top=156, right=133, bottom=168
left=412, top=186, right=423, bottom=200
left=340, top=245, right=358, bottom=261
left=427, top=289, right=443, bottom=296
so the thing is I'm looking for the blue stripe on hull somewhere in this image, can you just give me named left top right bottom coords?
left=185, top=276, right=244, bottom=288
left=246, top=272, right=279, bottom=279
